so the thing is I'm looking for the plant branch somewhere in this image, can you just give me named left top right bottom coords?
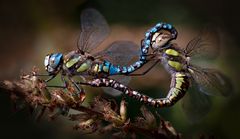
left=0, top=71, right=181, bottom=139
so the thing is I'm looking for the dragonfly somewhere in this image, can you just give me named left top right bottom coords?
left=35, top=8, right=144, bottom=102
left=81, top=23, right=233, bottom=122
left=35, top=8, right=179, bottom=101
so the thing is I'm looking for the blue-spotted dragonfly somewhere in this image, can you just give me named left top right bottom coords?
left=35, top=8, right=150, bottom=101
left=81, top=23, right=233, bottom=122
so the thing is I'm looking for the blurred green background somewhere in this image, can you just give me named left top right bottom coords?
left=0, top=0, right=240, bottom=139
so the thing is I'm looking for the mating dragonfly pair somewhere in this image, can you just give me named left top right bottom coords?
left=37, top=8, right=232, bottom=122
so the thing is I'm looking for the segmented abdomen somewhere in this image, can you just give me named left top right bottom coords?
left=92, top=60, right=144, bottom=75
left=86, top=72, right=189, bottom=107
left=95, top=23, right=178, bottom=76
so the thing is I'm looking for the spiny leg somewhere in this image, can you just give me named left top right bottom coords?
left=33, top=73, right=56, bottom=82
left=127, top=59, right=160, bottom=76
left=40, top=73, right=86, bottom=102
left=125, top=52, right=161, bottom=76
left=45, top=75, right=57, bottom=82
left=67, top=76, right=86, bottom=102
left=46, top=74, right=67, bottom=88
left=33, top=73, right=50, bottom=76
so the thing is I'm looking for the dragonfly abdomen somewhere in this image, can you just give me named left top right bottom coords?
left=89, top=23, right=178, bottom=76
left=166, top=72, right=189, bottom=105
left=91, top=60, right=144, bottom=75
left=86, top=72, right=189, bottom=107
left=94, top=23, right=178, bottom=76
left=91, top=61, right=112, bottom=75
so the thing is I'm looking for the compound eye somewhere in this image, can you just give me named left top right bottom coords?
left=50, top=56, right=55, bottom=65
left=44, top=55, right=50, bottom=66
left=156, top=36, right=163, bottom=42
left=152, top=32, right=160, bottom=42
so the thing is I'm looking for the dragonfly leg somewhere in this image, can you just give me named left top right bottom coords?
left=128, top=59, right=160, bottom=76
left=46, top=74, right=67, bottom=88
left=33, top=73, right=51, bottom=76
left=33, top=73, right=57, bottom=82
left=67, top=76, right=86, bottom=102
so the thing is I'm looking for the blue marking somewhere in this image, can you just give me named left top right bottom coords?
left=132, top=62, right=139, bottom=68
left=104, top=61, right=110, bottom=66
left=167, top=24, right=172, bottom=29
left=122, top=67, right=127, bottom=73
left=116, top=67, right=120, bottom=73
left=151, top=27, right=157, bottom=33
left=99, top=64, right=103, bottom=72
left=127, top=65, right=135, bottom=73
left=133, top=61, right=141, bottom=68
left=138, top=61, right=144, bottom=66
left=136, top=61, right=141, bottom=67
left=163, top=24, right=167, bottom=28
left=50, top=53, right=63, bottom=68
left=140, top=56, right=146, bottom=60
left=131, top=65, right=135, bottom=71
left=145, top=40, right=150, bottom=45
left=142, top=48, right=147, bottom=53
left=145, top=32, right=150, bottom=37
left=127, top=67, right=132, bottom=72
left=109, top=65, right=118, bottom=75
left=156, top=23, right=162, bottom=27
left=117, top=67, right=121, bottom=72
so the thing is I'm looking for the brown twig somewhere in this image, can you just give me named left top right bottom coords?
left=0, top=71, right=181, bottom=139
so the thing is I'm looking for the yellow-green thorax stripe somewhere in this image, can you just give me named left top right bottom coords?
left=77, top=62, right=90, bottom=72
left=165, top=48, right=183, bottom=71
left=165, top=49, right=179, bottom=56
left=65, top=57, right=80, bottom=68
left=168, top=60, right=183, bottom=71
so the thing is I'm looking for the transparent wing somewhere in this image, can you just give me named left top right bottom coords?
left=94, top=41, right=139, bottom=66
left=188, top=65, right=233, bottom=97
left=184, top=26, right=220, bottom=60
left=181, top=85, right=212, bottom=123
left=77, top=8, right=110, bottom=53
left=95, top=41, right=139, bottom=96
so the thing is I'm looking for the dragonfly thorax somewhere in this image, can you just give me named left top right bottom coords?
left=161, top=45, right=189, bottom=73
left=44, top=53, right=63, bottom=74
left=63, top=50, right=94, bottom=75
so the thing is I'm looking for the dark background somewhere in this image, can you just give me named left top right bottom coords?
left=0, top=0, right=240, bottom=139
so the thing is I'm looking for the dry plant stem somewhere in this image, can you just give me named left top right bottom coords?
left=0, top=79, right=103, bottom=117
left=0, top=73, right=180, bottom=139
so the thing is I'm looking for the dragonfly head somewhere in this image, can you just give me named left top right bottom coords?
left=151, top=30, right=174, bottom=50
left=44, top=53, right=63, bottom=74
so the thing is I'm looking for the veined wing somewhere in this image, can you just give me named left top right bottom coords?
left=182, top=27, right=232, bottom=122
left=184, top=27, right=220, bottom=60
left=181, top=65, right=233, bottom=123
left=95, top=41, right=139, bottom=96
left=94, top=41, right=139, bottom=66
left=77, top=8, right=110, bottom=53
left=188, top=65, right=233, bottom=97
left=181, top=86, right=212, bottom=123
